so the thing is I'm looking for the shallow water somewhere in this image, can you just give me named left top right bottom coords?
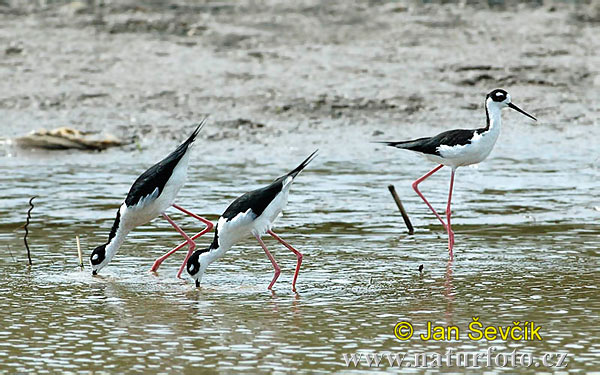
left=1, top=122, right=599, bottom=374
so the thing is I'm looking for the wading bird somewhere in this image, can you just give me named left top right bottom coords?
left=186, top=150, right=318, bottom=292
left=90, top=120, right=213, bottom=277
left=380, top=89, right=536, bottom=257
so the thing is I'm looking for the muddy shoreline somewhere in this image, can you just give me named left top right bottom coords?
left=0, top=1, right=598, bottom=148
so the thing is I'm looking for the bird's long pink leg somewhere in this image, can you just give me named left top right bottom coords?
left=160, top=213, right=196, bottom=278
left=172, top=204, right=213, bottom=228
left=170, top=204, right=214, bottom=277
left=255, top=234, right=281, bottom=290
left=150, top=205, right=213, bottom=277
left=412, top=164, right=447, bottom=229
left=268, top=230, right=302, bottom=292
left=446, top=169, right=456, bottom=258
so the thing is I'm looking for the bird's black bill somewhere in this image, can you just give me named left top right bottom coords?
left=195, top=280, right=200, bottom=288
left=508, top=103, right=537, bottom=121
left=92, top=270, right=97, bottom=275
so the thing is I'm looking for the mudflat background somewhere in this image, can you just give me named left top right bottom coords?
left=0, top=0, right=598, bottom=143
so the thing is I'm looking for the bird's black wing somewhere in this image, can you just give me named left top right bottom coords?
left=125, top=121, right=205, bottom=207
left=221, top=177, right=285, bottom=221
left=221, top=150, right=318, bottom=221
left=381, top=128, right=481, bottom=156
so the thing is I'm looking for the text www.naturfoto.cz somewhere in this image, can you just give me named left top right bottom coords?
left=342, top=347, right=568, bottom=369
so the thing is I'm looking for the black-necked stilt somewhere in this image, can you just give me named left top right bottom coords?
left=379, top=89, right=536, bottom=257
left=185, top=150, right=318, bottom=292
left=90, top=119, right=214, bottom=277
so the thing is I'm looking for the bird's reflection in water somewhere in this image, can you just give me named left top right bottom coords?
left=268, top=289, right=302, bottom=319
left=444, top=259, right=454, bottom=325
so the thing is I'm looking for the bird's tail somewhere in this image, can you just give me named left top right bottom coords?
left=287, top=149, right=319, bottom=179
left=184, top=116, right=209, bottom=145
left=373, top=139, right=424, bottom=150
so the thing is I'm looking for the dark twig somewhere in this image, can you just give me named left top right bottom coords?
left=388, top=185, right=414, bottom=235
left=24, top=196, right=36, bottom=266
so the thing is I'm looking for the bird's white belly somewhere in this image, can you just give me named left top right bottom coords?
left=435, top=130, right=500, bottom=168
left=252, top=190, right=289, bottom=236
left=216, top=189, right=290, bottom=251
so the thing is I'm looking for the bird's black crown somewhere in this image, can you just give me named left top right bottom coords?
left=187, top=249, right=206, bottom=276
left=487, top=89, right=508, bottom=102
left=90, top=244, right=106, bottom=266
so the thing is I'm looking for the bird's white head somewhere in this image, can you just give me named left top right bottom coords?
left=186, top=248, right=212, bottom=287
left=486, top=89, right=537, bottom=121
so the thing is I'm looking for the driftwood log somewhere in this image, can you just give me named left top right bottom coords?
left=16, top=127, right=124, bottom=151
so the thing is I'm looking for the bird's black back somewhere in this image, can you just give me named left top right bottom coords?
left=124, top=122, right=205, bottom=207
left=221, top=150, right=318, bottom=221
left=384, top=128, right=485, bottom=156
left=221, top=176, right=286, bottom=221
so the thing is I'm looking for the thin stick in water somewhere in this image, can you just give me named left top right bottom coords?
left=7, top=245, right=16, bottom=263
left=24, top=196, right=36, bottom=266
left=387, top=185, right=414, bottom=235
left=76, top=235, right=83, bottom=270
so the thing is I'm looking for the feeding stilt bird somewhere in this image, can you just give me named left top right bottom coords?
left=185, top=150, right=318, bottom=292
left=90, top=119, right=214, bottom=277
left=379, top=89, right=536, bottom=257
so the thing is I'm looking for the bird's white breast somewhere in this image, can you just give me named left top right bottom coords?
left=217, top=212, right=255, bottom=248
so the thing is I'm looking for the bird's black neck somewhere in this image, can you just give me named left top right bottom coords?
left=484, top=100, right=490, bottom=131
left=209, top=227, right=220, bottom=251
left=107, top=208, right=121, bottom=244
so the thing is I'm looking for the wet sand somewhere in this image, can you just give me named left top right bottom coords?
left=0, top=0, right=598, bottom=144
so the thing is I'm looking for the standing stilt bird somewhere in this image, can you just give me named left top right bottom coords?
left=379, top=89, right=536, bottom=257
left=90, top=119, right=214, bottom=277
left=185, top=150, right=318, bottom=292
